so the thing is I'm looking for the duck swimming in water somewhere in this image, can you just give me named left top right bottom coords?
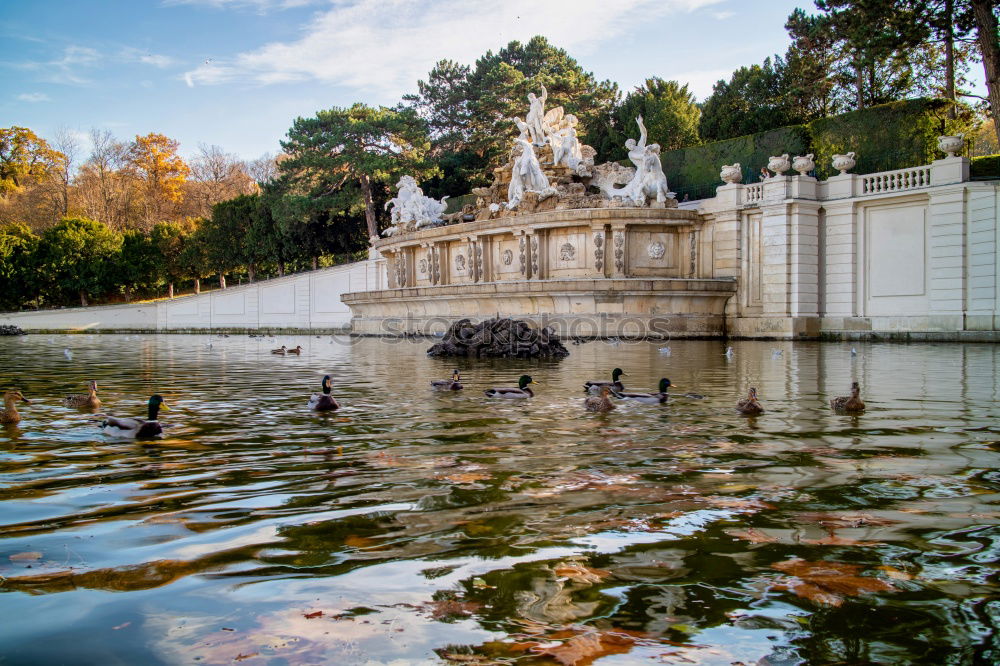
left=1, top=391, right=30, bottom=424
left=271, top=345, right=287, bottom=355
left=618, top=378, right=674, bottom=404
left=64, top=380, right=101, bottom=409
left=308, top=375, right=340, bottom=411
left=584, top=368, right=626, bottom=394
left=431, top=369, right=463, bottom=391
left=830, top=381, right=865, bottom=412
left=736, top=387, right=764, bottom=415
left=584, top=385, right=619, bottom=412
left=99, top=395, right=169, bottom=438
left=485, top=375, right=537, bottom=399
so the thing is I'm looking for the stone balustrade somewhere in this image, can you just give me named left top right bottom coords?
left=861, top=166, right=932, bottom=194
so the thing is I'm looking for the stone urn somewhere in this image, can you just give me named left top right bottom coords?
left=767, top=154, right=791, bottom=176
left=720, top=162, right=742, bottom=184
left=792, top=153, right=815, bottom=176
left=937, top=134, right=964, bottom=158
left=831, top=152, right=857, bottom=175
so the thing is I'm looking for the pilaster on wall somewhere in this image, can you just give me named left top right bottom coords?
left=822, top=200, right=857, bottom=316
left=927, top=185, right=967, bottom=316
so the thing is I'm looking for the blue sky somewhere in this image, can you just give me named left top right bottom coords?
left=1, top=0, right=981, bottom=162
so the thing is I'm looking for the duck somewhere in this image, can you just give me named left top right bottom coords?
left=618, top=378, right=674, bottom=405
left=287, top=345, right=303, bottom=355
left=484, top=375, right=537, bottom=399
left=307, top=375, right=341, bottom=411
left=431, top=369, right=463, bottom=391
left=830, top=381, right=865, bottom=412
left=271, top=345, right=287, bottom=355
left=584, top=385, right=619, bottom=412
left=64, top=380, right=101, bottom=409
left=584, top=368, right=626, bottom=394
left=736, top=387, right=764, bottom=415
left=1, top=391, right=30, bottom=424
left=99, top=395, right=170, bottom=439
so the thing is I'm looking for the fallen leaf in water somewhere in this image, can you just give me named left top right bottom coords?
left=726, top=527, right=779, bottom=543
left=444, top=472, right=491, bottom=484
left=9, top=552, right=42, bottom=562
left=234, top=653, right=259, bottom=661
left=877, top=565, right=914, bottom=580
left=343, top=535, right=376, bottom=548
left=303, top=611, right=323, bottom=619
left=770, top=558, right=894, bottom=607
left=553, top=563, right=611, bottom=584
left=529, top=630, right=635, bottom=665
left=799, top=532, right=883, bottom=546
left=422, top=599, right=483, bottom=621
left=702, top=496, right=774, bottom=513
left=112, top=622, right=131, bottom=630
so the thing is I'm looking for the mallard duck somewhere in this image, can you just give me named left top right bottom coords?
left=431, top=369, right=463, bottom=391
left=619, top=378, right=673, bottom=404
left=736, top=387, right=764, bottom=415
left=307, top=375, right=341, bottom=411
left=584, top=368, right=626, bottom=393
left=287, top=345, right=303, bottom=355
left=831, top=381, right=865, bottom=412
left=99, top=395, right=169, bottom=438
left=484, top=375, right=537, bottom=399
left=64, top=380, right=101, bottom=409
left=271, top=345, right=287, bottom=355
left=1, top=391, right=30, bottom=424
left=584, top=385, right=619, bottom=412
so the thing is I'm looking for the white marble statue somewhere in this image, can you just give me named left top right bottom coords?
left=382, top=175, right=450, bottom=236
left=625, top=115, right=648, bottom=172
left=511, top=117, right=530, bottom=142
left=507, top=139, right=555, bottom=209
left=525, top=85, right=548, bottom=147
left=613, top=117, right=673, bottom=206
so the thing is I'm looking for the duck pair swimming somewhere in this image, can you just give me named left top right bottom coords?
left=733, top=382, right=865, bottom=416
left=272, top=345, right=303, bottom=355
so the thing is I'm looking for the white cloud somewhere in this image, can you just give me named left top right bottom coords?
left=15, top=45, right=102, bottom=85
left=120, top=47, right=177, bottom=68
left=16, top=92, right=50, bottom=102
left=713, top=10, right=735, bottom=19
left=181, top=0, right=723, bottom=98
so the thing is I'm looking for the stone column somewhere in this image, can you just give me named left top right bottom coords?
left=467, top=236, right=482, bottom=283
left=611, top=225, right=627, bottom=277
left=516, top=231, right=528, bottom=279
left=788, top=200, right=821, bottom=318
left=526, top=230, right=542, bottom=280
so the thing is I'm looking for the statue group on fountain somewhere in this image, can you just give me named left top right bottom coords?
left=383, top=85, right=677, bottom=228
left=382, top=175, right=449, bottom=237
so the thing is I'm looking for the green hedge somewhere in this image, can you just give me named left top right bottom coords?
left=971, top=154, right=1000, bottom=180
left=661, top=98, right=957, bottom=196
left=661, top=125, right=810, bottom=196
left=809, top=98, right=952, bottom=178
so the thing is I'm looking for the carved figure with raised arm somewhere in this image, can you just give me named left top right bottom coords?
left=525, top=85, right=548, bottom=146
left=624, top=115, right=648, bottom=171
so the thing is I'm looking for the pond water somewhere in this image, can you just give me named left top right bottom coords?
left=1, top=334, right=998, bottom=665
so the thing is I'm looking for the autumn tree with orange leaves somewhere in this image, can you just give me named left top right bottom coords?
left=126, top=132, right=191, bottom=228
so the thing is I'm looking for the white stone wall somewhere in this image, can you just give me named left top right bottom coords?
left=1, top=259, right=384, bottom=333
left=703, top=155, right=1000, bottom=338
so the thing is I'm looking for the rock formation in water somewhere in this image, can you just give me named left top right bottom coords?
left=427, top=318, right=569, bottom=359
left=0, top=325, right=24, bottom=336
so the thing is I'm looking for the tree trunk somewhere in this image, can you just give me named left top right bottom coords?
left=855, top=54, right=865, bottom=110
left=277, top=262, right=285, bottom=277
left=194, top=278, right=201, bottom=294
left=248, top=263, right=256, bottom=283
left=312, top=256, right=318, bottom=271
left=359, top=173, right=378, bottom=241
left=168, top=282, right=174, bottom=299
left=79, top=290, right=88, bottom=307
left=219, top=273, right=226, bottom=290
left=972, top=0, right=1000, bottom=144
left=124, top=288, right=132, bottom=304
left=945, top=0, right=956, bottom=119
